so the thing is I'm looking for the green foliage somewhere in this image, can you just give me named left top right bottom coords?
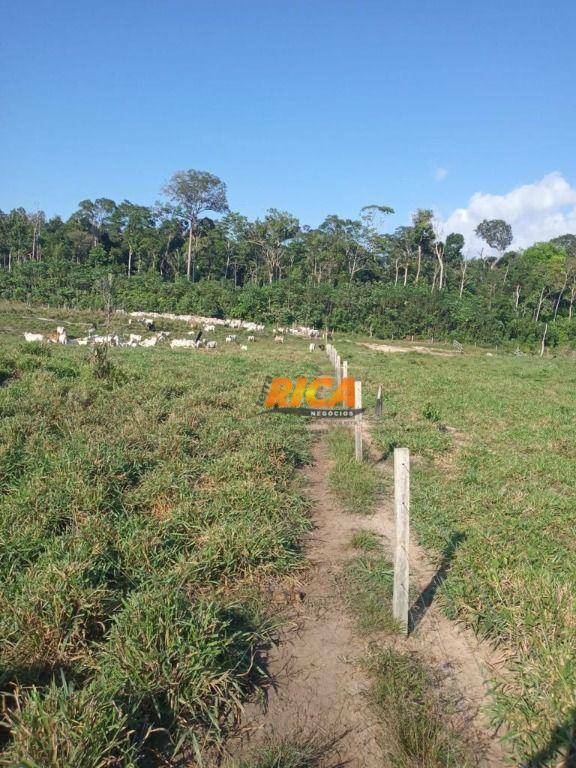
left=1, top=193, right=576, bottom=347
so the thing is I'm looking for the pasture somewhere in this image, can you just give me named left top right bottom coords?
left=0, top=304, right=322, bottom=766
left=0, top=302, right=574, bottom=766
left=339, top=338, right=576, bottom=763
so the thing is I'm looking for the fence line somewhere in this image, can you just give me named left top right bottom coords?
left=325, top=340, right=410, bottom=636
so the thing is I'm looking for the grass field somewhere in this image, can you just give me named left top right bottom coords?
left=0, top=304, right=323, bottom=766
left=1, top=303, right=575, bottom=766
left=338, top=338, right=576, bottom=764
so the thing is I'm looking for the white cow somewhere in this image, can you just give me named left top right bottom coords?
left=205, top=340, right=217, bottom=349
left=170, top=338, right=196, bottom=349
left=24, top=332, right=44, bottom=342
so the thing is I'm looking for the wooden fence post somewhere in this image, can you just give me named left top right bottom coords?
left=342, top=360, right=348, bottom=381
left=354, top=380, right=363, bottom=462
left=393, top=447, right=410, bottom=634
left=375, top=384, right=382, bottom=417
left=335, top=353, right=341, bottom=384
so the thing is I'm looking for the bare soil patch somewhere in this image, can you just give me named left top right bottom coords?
left=224, top=424, right=383, bottom=767
left=359, top=342, right=456, bottom=356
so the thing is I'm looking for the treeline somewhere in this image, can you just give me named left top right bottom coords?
left=1, top=169, right=576, bottom=346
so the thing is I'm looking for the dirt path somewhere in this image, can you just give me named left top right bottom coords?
left=358, top=341, right=456, bottom=356
left=225, top=423, right=384, bottom=767
left=224, top=421, right=509, bottom=767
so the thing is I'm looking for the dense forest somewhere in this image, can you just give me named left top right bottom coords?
left=2, top=169, right=576, bottom=347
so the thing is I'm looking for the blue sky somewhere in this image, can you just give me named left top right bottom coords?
left=2, top=0, right=575, bottom=245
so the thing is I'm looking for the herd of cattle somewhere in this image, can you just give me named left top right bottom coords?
left=22, top=311, right=322, bottom=352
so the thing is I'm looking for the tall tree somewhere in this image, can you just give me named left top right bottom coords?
left=411, top=209, right=435, bottom=285
left=162, top=170, right=229, bottom=281
left=72, top=199, right=117, bottom=246
left=475, top=219, right=513, bottom=269
left=113, top=201, right=154, bottom=276
left=250, top=209, right=300, bottom=284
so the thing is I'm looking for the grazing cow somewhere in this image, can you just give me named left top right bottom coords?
left=204, top=324, right=216, bottom=332
left=225, top=335, right=235, bottom=343
left=93, top=333, right=120, bottom=346
left=139, top=336, right=158, bottom=347
left=170, top=338, right=196, bottom=349
left=309, top=343, right=316, bottom=352
left=274, top=335, right=284, bottom=344
left=47, top=326, right=68, bottom=344
left=247, top=335, right=256, bottom=342
left=205, top=340, right=217, bottom=349
left=240, top=344, right=248, bottom=351
left=24, top=332, right=44, bottom=342
left=129, top=333, right=142, bottom=344
left=143, top=318, right=155, bottom=331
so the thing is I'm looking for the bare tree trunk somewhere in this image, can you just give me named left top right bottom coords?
left=8, top=249, right=11, bottom=273
left=414, top=244, right=422, bottom=285
left=459, top=261, right=468, bottom=298
left=540, top=323, right=548, bottom=357
left=394, top=258, right=399, bottom=286
left=186, top=222, right=193, bottom=280
left=403, top=265, right=408, bottom=286
left=553, top=273, right=569, bottom=320
left=434, top=243, right=444, bottom=290
left=515, top=284, right=521, bottom=309
left=534, top=286, right=546, bottom=322
left=489, top=283, right=496, bottom=310
left=569, top=283, right=576, bottom=320
left=127, top=246, right=133, bottom=277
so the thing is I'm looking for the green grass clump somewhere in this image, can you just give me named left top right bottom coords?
left=368, top=649, right=477, bottom=768
left=97, top=588, right=270, bottom=745
left=233, top=732, right=330, bottom=768
left=326, top=426, right=381, bottom=513
left=350, top=529, right=381, bottom=551
left=341, top=553, right=397, bottom=634
left=0, top=676, right=138, bottom=768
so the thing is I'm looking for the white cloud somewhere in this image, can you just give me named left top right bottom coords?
left=441, top=172, right=576, bottom=255
left=434, top=166, right=448, bottom=182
